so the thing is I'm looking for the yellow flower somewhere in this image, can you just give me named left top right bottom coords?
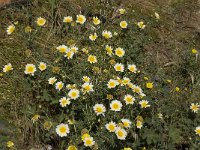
left=56, top=45, right=68, bottom=53
left=139, top=100, right=150, bottom=108
left=63, top=16, right=73, bottom=23
left=82, top=82, right=94, bottom=93
left=76, top=14, right=86, bottom=24
left=128, top=64, right=137, bottom=73
left=14, top=21, right=18, bottom=25
left=144, top=77, right=148, bottom=80
left=65, top=50, right=74, bottom=59
left=107, top=79, right=119, bottom=89
left=52, top=67, right=60, bottom=73
left=3, top=63, right=13, bottom=73
left=56, top=123, right=70, bottom=137
left=81, top=133, right=90, bottom=141
left=146, top=82, right=153, bottom=89
left=43, top=121, right=52, bottom=130
left=68, top=119, right=75, bottom=125
left=120, top=21, right=128, bottom=28
left=24, top=64, right=36, bottom=75
left=190, top=103, right=199, bottom=113
left=124, top=94, right=135, bottom=105
left=132, top=85, right=142, bottom=94
left=59, top=97, right=71, bottom=107
left=137, top=21, right=146, bottom=29
left=114, top=32, right=118, bottom=36
left=68, top=89, right=80, bottom=100
left=31, top=114, right=40, bottom=123
left=105, top=45, right=113, bottom=56
left=70, top=46, right=78, bottom=53
left=89, top=33, right=98, bottom=41
left=67, top=39, right=76, bottom=46
left=167, top=79, right=172, bottom=83
left=122, top=77, right=130, bottom=86
left=110, top=100, right=122, bottom=111
left=93, top=17, right=101, bottom=25
left=109, top=59, right=116, bottom=65
left=83, top=137, right=95, bottom=147
left=105, top=121, right=116, bottom=132
left=106, top=94, right=113, bottom=100
left=36, top=17, right=46, bottom=26
left=102, top=30, right=112, bottom=39
left=82, top=48, right=89, bottom=54
left=25, top=26, right=32, bottom=33
left=158, top=113, right=163, bottom=119
left=136, top=115, right=144, bottom=122
left=175, top=87, right=180, bottom=92
left=115, top=127, right=127, bottom=140
left=67, top=145, right=77, bottom=150
left=48, top=77, right=57, bottom=85
left=136, top=120, right=143, bottom=129
left=155, top=12, right=160, bottom=19
left=55, top=81, right=64, bottom=91
left=7, top=25, right=15, bottom=35
left=88, top=55, right=97, bottom=64
left=195, top=126, right=200, bottom=136
left=93, top=104, right=106, bottom=115
left=39, top=62, right=47, bottom=71
left=124, top=148, right=132, bottom=150
left=92, top=66, right=101, bottom=74
left=114, top=63, right=124, bottom=72
left=119, top=8, right=126, bottom=14
left=82, top=76, right=90, bottom=82
left=7, top=141, right=14, bottom=148
left=66, top=84, right=77, bottom=89
left=192, top=48, right=198, bottom=54
left=115, top=47, right=125, bottom=57
left=121, top=119, right=132, bottom=128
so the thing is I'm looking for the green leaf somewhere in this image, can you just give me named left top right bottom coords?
left=169, top=127, right=182, bottom=144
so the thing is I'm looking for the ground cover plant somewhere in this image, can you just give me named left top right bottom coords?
left=0, top=0, right=200, bottom=149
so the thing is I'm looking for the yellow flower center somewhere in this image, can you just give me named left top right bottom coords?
left=105, top=34, right=110, bottom=38
left=126, top=97, right=132, bottom=102
left=96, top=107, right=103, bottom=113
left=61, top=100, right=67, bottom=105
left=117, top=130, right=124, bottom=137
left=141, top=102, right=147, bottom=108
left=192, top=105, right=198, bottom=110
left=123, top=122, right=129, bottom=127
left=196, top=129, right=200, bottom=134
left=78, top=17, right=84, bottom=23
left=59, top=47, right=66, bottom=53
left=134, top=88, right=140, bottom=93
left=108, top=124, right=115, bottom=131
left=27, top=66, right=34, bottom=73
left=109, top=82, right=115, bottom=87
left=9, top=26, right=15, bottom=33
left=113, top=103, right=119, bottom=109
left=68, top=146, right=77, bottom=150
left=116, top=66, right=121, bottom=71
left=71, top=92, right=77, bottom=97
left=59, top=127, right=66, bottom=133
left=116, top=50, right=123, bottom=56
left=85, top=139, right=92, bottom=145
left=58, top=84, right=63, bottom=89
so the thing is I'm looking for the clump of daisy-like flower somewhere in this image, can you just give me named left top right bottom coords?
left=12, top=8, right=163, bottom=149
